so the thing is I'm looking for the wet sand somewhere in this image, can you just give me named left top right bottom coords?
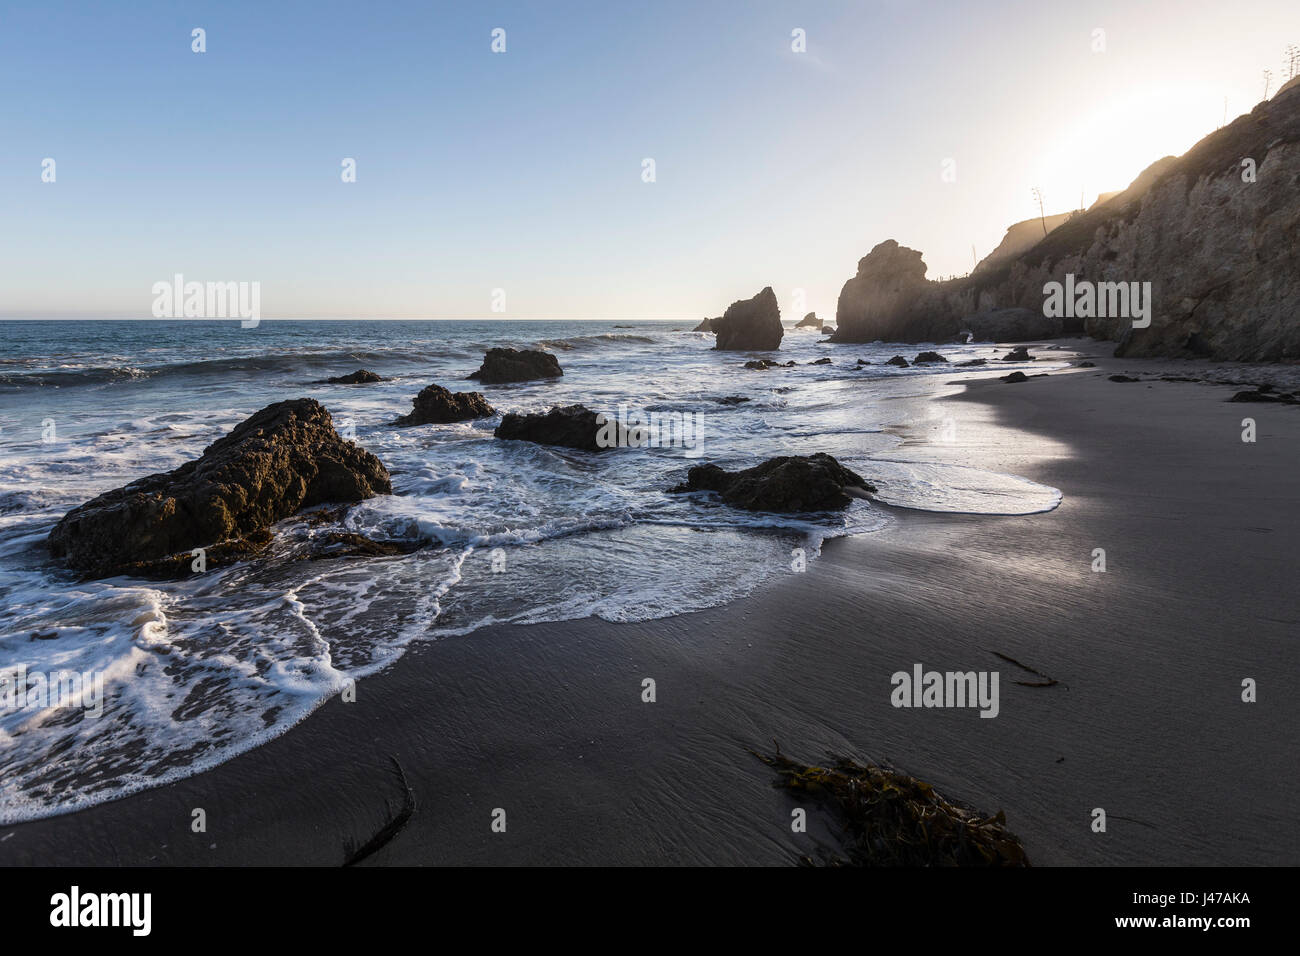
left=4, top=342, right=1298, bottom=865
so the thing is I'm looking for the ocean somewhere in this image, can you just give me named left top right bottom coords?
left=0, top=318, right=1062, bottom=822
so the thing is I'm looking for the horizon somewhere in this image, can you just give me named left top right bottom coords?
left=3, top=0, right=1297, bottom=320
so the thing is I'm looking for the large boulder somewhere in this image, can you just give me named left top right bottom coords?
left=795, top=311, right=822, bottom=329
left=495, top=404, right=625, bottom=452
left=47, top=399, right=391, bottom=579
left=468, top=348, right=563, bottom=384
left=393, top=384, right=495, bottom=426
left=712, top=287, right=784, bottom=351
left=670, top=453, right=874, bottom=512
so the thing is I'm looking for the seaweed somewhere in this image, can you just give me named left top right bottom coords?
left=342, top=756, right=417, bottom=867
left=753, top=745, right=1030, bottom=867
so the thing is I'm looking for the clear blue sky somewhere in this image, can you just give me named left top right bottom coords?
left=2, top=0, right=1296, bottom=319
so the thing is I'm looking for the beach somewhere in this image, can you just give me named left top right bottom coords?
left=6, top=340, right=1296, bottom=866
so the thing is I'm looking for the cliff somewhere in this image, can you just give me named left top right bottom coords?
left=833, top=85, right=1300, bottom=359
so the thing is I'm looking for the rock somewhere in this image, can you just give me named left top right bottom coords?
left=468, top=348, right=563, bottom=384
left=821, top=326, right=836, bottom=334
left=1228, top=389, right=1300, bottom=404
left=670, top=453, right=875, bottom=512
left=1109, top=374, right=1140, bottom=382
left=712, top=395, right=751, bottom=405
left=1077, top=360, right=1096, bottom=368
left=795, top=312, right=822, bottom=329
left=956, top=358, right=987, bottom=367
left=856, top=358, right=872, bottom=366
left=744, top=359, right=774, bottom=370
left=830, top=240, right=952, bottom=344
left=320, top=369, right=384, bottom=385
left=47, top=399, right=392, bottom=579
left=810, top=357, right=832, bottom=365
left=1002, top=346, right=1033, bottom=362
left=913, top=351, right=948, bottom=364
left=494, top=404, right=625, bottom=452
left=393, top=384, right=495, bottom=426
left=693, top=317, right=720, bottom=332
left=712, top=287, right=784, bottom=351
left=886, top=355, right=909, bottom=367
left=959, top=307, right=1062, bottom=343
left=1001, top=371, right=1030, bottom=383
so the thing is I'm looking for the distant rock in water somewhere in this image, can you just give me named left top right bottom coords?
left=671, top=453, right=874, bottom=512
left=393, top=384, right=495, bottom=426
left=1002, top=346, right=1033, bottom=362
left=886, top=355, right=909, bottom=367
left=913, top=351, right=947, bottom=364
left=810, top=357, right=832, bottom=365
left=712, top=395, right=751, bottom=404
left=47, top=399, right=392, bottom=579
left=821, top=325, right=836, bottom=335
left=320, top=369, right=384, bottom=385
left=795, top=311, right=822, bottom=329
left=713, top=287, right=784, bottom=351
left=469, top=347, right=563, bottom=384
left=495, top=404, right=624, bottom=452
left=956, top=358, right=987, bottom=367
left=744, top=358, right=794, bottom=370
left=692, top=317, right=720, bottom=332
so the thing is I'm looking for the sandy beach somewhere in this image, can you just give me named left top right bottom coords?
left=5, top=340, right=1295, bottom=866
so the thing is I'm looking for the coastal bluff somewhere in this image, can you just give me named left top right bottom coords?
left=831, top=84, right=1300, bottom=361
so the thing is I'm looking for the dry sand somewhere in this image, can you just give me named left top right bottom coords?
left=4, top=341, right=1297, bottom=865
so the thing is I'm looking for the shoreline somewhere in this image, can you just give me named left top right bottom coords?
left=4, top=341, right=1298, bottom=865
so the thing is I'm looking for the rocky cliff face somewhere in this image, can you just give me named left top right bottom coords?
left=833, top=87, right=1300, bottom=359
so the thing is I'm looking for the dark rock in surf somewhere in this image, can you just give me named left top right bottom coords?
left=886, top=355, right=909, bottom=368
left=47, top=399, right=392, bottom=579
left=494, top=404, right=624, bottom=452
left=1002, top=346, right=1033, bottom=362
left=670, top=453, right=874, bottom=513
left=320, top=369, right=384, bottom=385
left=393, top=384, right=495, bottom=426
left=468, top=347, right=563, bottom=385
left=913, top=351, right=948, bottom=364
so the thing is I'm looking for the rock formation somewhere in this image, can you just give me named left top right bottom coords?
left=48, top=399, right=391, bottom=579
left=670, top=453, right=874, bottom=512
left=830, top=86, right=1300, bottom=360
left=494, top=404, right=625, bottom=452
left=320, top=369, right=384, bottom=385
left=468, top=348, right=563, bottom=384
left=393, top=384, right=495, bottom=426
left=712, top=287, right=784, bottom=351
left=795, top=312, right=822, bottom=329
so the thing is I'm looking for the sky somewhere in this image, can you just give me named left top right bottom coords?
left=2, top=0, right=1297, bottom=320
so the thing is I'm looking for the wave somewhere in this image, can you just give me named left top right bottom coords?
left=532, top=333, right=657, bottom=351
left=0, top=348, right=467, bottom=389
